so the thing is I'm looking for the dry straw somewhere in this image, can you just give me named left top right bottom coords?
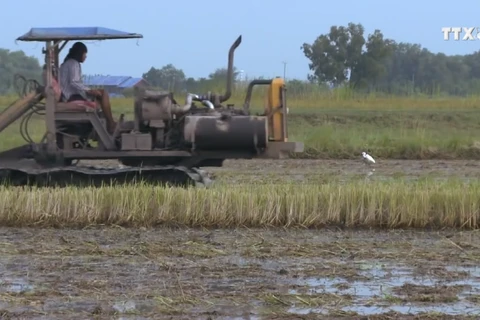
left=0, top=179, right=478, bottom=229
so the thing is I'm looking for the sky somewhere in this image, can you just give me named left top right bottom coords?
left=0, top=0, right=478, bottom=81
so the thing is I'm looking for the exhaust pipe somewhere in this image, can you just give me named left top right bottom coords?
left=219, top=35, right=242, bottom=103
left=193, top=35, right=242, bottom=106
left=171, top=93, right=199, bottom=113
left=171, top=93, right=215, bottom=114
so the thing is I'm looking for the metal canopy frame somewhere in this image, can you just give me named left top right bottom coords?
left=15, top=26, right=144, bottom=155
left=17, top=27, right=143, bottom=42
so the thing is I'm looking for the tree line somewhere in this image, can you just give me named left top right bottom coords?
left=1, top=22, right=480, bottom=97
left=302, top=22, right=480, bottom=95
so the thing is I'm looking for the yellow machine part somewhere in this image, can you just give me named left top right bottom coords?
left=264, top=78, right=287, bottom=142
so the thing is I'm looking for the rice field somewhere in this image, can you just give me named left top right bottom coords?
left=2, top=93, right=480, bottom=318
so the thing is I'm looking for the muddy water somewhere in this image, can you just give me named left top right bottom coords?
left=1, top=228, right=479, bottom=319
left=209, top=159, right=480, bottom=184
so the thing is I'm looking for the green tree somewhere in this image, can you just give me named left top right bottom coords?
left=0, top=49, right=42, bottom=95
left=302, top=22, right=395, bottom=90
left=208, top=67, right=240, bottom=82
left=301, top=22, right=366, bottom=86
left=142, top=64, right=186, bottom=92
left=351, top=30, right=396, bottom=90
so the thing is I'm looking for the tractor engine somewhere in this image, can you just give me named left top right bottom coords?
left=124, top=89, right=268, bottom=153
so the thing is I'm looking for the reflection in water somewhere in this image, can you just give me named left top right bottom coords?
left=285, top=263, right=480, bottom=316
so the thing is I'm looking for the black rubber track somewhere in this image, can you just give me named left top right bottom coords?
left=0, top=165, right=212, bottom=188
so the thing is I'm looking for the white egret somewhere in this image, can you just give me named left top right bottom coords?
left=362, top=151, right=376, bottom=171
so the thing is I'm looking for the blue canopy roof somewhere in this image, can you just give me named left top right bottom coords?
left=17, top=27, right=143, bottom=41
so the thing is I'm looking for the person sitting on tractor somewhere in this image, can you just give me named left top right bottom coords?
left=58, top=41, right=116, bottom=134
left=42, top=63, right=96, bottom=110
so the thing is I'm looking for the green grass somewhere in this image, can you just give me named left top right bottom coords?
left=2, top=89, right=480, bottom=159
left=289, top=109, right=480, bottom=159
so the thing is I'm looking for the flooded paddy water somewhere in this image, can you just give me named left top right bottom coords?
left=0, top=228, right=479, bottom=319
left=209, top=159, right=480, bottom=184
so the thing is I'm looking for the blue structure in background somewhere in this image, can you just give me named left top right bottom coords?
left=117, top=77, right=145, bottom=88
left=82, top=75, right=148, bottom=98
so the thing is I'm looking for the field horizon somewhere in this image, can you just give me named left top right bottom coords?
left=2, top=90, right=480, bottom=160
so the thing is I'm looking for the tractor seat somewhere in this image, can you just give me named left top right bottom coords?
left=56, top=100, right=96, bottom=112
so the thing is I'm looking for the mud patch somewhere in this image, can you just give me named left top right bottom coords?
left=208, top=159, right=480, bottom=184
left=1, top=228, right=480, bottom=318
left=392, top=283, right=469, bottom=303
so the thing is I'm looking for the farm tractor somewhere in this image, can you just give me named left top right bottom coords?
left=0, top=27, right=304, bottom=187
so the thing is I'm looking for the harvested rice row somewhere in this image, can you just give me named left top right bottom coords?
left=0, top=180, right=478, bottom=229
